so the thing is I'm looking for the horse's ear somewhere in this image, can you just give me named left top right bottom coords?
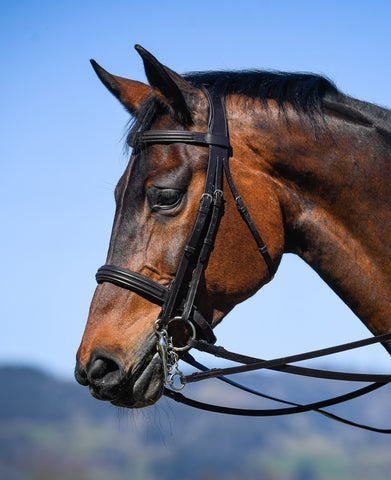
left=135, top=45, right=197, bottom=125
left=90, top=59, right=151, bottom=115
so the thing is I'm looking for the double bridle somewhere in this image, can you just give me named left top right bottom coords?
left=95, top=87, right=391, bottom=433
left=96, top=86, right=274, bottom=372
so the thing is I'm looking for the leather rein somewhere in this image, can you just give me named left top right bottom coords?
left=95, top=87, right=391, bottom=433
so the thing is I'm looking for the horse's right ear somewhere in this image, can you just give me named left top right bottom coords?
left=90, top=59, right=151, bottom=115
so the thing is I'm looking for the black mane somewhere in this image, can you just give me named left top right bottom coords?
left=185, top=70, right=337, bottom=115
left=126, top=70, right=338, bottom=145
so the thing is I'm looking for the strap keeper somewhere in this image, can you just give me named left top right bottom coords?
left=259, top=245, right=269, bottom=254
left=184, top=245, right=197, bottom=255
left=235, top=196, right=248, bottom=213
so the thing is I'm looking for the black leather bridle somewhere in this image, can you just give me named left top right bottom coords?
left=96, top=87, right=274, bottom=347
left=95, top=87, right=391, bottom=433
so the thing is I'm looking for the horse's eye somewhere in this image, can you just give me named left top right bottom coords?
left=147, top=187, right=183, bottom=212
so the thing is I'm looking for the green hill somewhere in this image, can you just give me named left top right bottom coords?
left=1, top=365, right=390, bottom=480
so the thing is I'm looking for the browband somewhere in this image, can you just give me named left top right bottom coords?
left=129, top=130, right=231, bottom=149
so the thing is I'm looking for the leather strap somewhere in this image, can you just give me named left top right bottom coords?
left=129, top=130, right=231, bottom=149
left=153, top=87, right=230, bottom=333
left=96, top=265, right=216, bottom=343
left=183, top=332, right=391, bottom=383
left=96, top=265, right=168, bottom=305
left=166, top=354, right=391, bottom=433
left=163, top=382, right=385, bottom=418
left=222, top=155, right=275, bottom=279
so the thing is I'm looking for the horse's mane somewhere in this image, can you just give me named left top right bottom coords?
left=185, top=70, right=336, bottom=115
left=126, top=70, right=391, bottom=145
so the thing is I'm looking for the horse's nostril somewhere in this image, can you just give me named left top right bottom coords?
left=80, top=351, right=127, bottom=401
left=88, top=357, right=120, bottom=382
left=86, top=351, right=126, bottom=389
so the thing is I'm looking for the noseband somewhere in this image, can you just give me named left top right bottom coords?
left=96, top=87, right=275, bottom=360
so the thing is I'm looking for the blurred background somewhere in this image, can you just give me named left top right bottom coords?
left=1, top=1, right=391, bottom=479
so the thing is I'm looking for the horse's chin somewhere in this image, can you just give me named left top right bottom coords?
left=111, top=352, right=164, bottom=408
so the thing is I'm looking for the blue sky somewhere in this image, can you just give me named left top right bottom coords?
left=2, top=0, right=391, bottom=379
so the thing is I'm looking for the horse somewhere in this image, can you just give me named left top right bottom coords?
left=75, top=45, right=391, bottom=410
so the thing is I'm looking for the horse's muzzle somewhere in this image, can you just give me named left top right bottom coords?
left=74, top=340, right=164, bottom=407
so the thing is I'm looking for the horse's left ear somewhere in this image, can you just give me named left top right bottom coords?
left=90, top=60, right=152, bottom=115
left=135, top=45, right=198, bottom=125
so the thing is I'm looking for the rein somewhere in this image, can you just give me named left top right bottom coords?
left=167, top=335, right=391, bottom=434
left=95, top=87, right=391, bottom=433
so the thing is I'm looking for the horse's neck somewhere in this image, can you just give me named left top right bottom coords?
left=256, top=103, right=391, bottom=337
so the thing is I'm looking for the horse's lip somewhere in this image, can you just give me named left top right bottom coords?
left=111, top=349, right=164, bottom=408
left=132, top=333, right=158, bottom=374
left=134, top=352, right=164, bottom=402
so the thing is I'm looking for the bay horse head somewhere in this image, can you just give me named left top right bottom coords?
left=76, top=46, right=391, bottom=408
left=75, top=46, right=284, bottom=407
